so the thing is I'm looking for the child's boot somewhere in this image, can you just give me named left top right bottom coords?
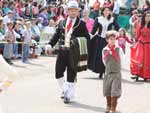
left=105, top=96, right=111, bottom=113
left=110, top=97, right=118, bottom=113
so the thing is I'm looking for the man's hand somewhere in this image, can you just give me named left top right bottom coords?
left=45, top=44, right=53, bottom=55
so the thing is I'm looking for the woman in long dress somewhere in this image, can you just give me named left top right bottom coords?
left=130, top=11, right=150, bottom=81
left=88, top=7, right=119, bottom=78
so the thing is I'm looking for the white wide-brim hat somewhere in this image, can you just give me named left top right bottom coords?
left=67, top=0, right=81, bottom=10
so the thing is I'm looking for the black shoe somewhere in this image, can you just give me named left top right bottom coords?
left=131, top=76, right=137, bottom=79
left=136, top=77, right=139, bottom=81
left=64, top=97, right=70, bottom=104
left=99, top=73, right=103, bottom=79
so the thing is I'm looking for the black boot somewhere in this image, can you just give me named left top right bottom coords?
left=135, top=77, right=139, bottom=81
left=99, top=73, right=103, bottom=79
left=105, top=96, right=111, bottom=113
left=131, top=76, right=137, bottom=79
left=110, top=97, right=118, bottom=113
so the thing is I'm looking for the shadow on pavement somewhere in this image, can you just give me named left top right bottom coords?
left=81, top=77, right=102, bottom=81
left=27, top=62, right=46, bottom=67
left=12, top=64, right=26, bottom=68
left=122, top=79, right=144, bottom=85
left=66, top=101, right=106, bottom=112
left=66, top=101, right=122, bottom=113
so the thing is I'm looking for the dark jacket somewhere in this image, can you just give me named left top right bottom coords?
left=91, top=16, right=119, bottom=37
left=88, top=16, right=119, bottom=73
left=49, top=17, right=90, bottom=72
left=48, top=17, right=90, bottom=48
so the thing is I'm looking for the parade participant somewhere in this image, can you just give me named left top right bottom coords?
left=47, top=0, right=90, bottom=103
left=116, top=28, right=133, bottom=53
left=130, top=11, right=150, bottom=81
left=102, top=30, right=124, bottom=113
left=88, top=7, right=119, bottom=79
left=129, top=9, right=140, bottom=41
left=3, top=21, right=16, bottom=65
left=82, top=9, right=94, bottom=33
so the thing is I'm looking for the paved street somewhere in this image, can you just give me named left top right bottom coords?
left=0, top=45, right=150, bottom=113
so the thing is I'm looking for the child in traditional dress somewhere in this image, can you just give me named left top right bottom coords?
left=102, top=30, right=124, bottom=113
left=116, top=28, right=133, bottom=53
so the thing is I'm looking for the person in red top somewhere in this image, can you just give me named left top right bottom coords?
left=93, top=0, right=101, bottom=18
left=55, top=6, right=66, bottom=24
left=15, top=0, right=23, bottom=17
left=116, top=28, right=133, bottom=53
left=129, top=10, right=141, bottom=41
left=130, top=11, right=150, bottom=82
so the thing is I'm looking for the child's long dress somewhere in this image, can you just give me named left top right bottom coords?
left=130, top=27, right=150, bottom=79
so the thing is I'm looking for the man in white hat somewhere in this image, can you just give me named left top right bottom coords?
left=47, top=0, right=90, bottom=103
